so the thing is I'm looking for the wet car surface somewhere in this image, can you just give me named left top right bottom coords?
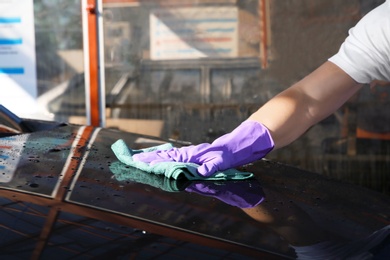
left=0, top=106, right=390, bottom=259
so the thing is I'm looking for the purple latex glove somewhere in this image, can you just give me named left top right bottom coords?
left=133, top=120, right=274, bottom=177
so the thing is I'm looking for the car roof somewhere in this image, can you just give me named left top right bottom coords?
left=1, top=122, right=389, bottom=259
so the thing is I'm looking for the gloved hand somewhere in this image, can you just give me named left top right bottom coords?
left=132, top=120, right=274, bottom=177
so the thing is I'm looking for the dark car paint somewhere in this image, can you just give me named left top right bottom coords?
left=0, top=118, right=390, bottom=259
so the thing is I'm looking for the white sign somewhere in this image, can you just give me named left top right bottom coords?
left=0, top=0, right=37, bottom=117
left=150, top=7, right=238, bottom=60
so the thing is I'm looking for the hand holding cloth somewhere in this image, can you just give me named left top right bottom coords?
left=133, top=120, right=274, bottom=177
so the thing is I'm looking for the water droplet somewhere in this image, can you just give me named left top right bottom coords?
left=49, top=148, right=62, bottom=152
left=29, top=183, right=39, bottom=188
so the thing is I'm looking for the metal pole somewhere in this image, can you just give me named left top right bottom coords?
left=97, top=0, right=106, bottom=127
left=259, top=0, right=269, bottom=69
left=82, top=0, right=106, bottom=127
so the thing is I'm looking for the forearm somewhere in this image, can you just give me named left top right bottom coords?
left=249, top=87, right=315, bottom=149
left=249, top=61, right=362, bottom=149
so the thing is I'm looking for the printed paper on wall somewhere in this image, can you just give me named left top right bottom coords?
left=150, top=7, right=238, bottom=60
left=0, top=0, right=37, bottom=117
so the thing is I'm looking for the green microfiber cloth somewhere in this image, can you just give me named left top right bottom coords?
left=109, top=161, right=190, bottom=192
left=111, top=139, right=254, bottom=181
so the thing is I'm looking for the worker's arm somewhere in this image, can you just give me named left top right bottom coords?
left=132, top=61, right=362, bottom=177
left=250, top=61, right=362, bottom=149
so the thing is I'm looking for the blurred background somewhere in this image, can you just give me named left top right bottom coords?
left=5, top=0, right=390, bottom=194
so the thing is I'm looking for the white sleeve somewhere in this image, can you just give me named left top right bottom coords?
left=328, top=1, right=390, bottom=84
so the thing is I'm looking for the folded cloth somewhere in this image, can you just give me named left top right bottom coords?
left=111, top=139, right=254, bottom=181
left=109, top=161, right=190, bottom=192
